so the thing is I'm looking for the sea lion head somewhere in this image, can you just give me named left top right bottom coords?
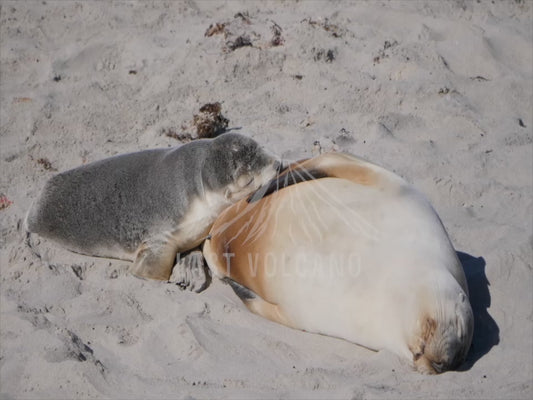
left=409, top=283, right=474, bottom=374
left=203, top=133, right=281, bottom=200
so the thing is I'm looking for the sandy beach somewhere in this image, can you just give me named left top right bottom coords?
left=1, top=1, right=532, bottom=398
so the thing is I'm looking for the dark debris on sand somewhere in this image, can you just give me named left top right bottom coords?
left=162, top=102, right=229, bottom=142
left=162, top=128, right=194, bottom=143
left=193, top=102, right=229, bottom=138
left=205, top=12, right=284, bottom=52
left=36, top=157, right=56, bottom=171
left=226, top=35, right=253, bottom=51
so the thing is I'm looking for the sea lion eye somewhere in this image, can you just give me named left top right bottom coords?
left=237, top=175, right=254, bottom=187
left=412, top=342, right=425, bottom=361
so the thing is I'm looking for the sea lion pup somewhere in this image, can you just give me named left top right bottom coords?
left=203, top=152, right=474, bottom=373
left=25, top=133, right=281, bottom=288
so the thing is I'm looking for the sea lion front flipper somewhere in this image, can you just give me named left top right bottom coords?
left=131, top=238, right=178, bottom=281
left=223, top=278, right=291, bottom=327
left=169, top=249, right=211, bottom=293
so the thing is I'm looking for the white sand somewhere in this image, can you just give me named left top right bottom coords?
left=1, top=1, right=532, bottom=398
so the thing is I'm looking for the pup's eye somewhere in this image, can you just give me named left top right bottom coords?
left=237, top=175, right=254, bottom=188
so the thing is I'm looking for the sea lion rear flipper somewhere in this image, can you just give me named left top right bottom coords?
left=169, top=249, right=211, bottom=293
left=131, top=238, right=178, bottom=281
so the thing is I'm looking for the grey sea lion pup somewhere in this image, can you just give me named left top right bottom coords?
left=25, top=133, right=281, bottom=288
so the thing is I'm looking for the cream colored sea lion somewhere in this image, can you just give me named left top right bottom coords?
left=25, top=133, right=281, bottom=288
left=203, top=152, right=474, bottom=373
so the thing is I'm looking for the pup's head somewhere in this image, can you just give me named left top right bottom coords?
left=203, top=133, right=281, bottom=201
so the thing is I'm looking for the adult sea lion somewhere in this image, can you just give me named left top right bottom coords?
left=203, top=152, right=474, bottom=373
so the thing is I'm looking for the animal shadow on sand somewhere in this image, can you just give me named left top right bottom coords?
left=456, top=251, right=500, bottom=371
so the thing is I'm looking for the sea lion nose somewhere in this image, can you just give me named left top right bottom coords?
left=431, top=361, right=445, bottom=373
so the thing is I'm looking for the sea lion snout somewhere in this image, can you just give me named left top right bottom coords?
left=412, top=289, right=474, bottom=374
